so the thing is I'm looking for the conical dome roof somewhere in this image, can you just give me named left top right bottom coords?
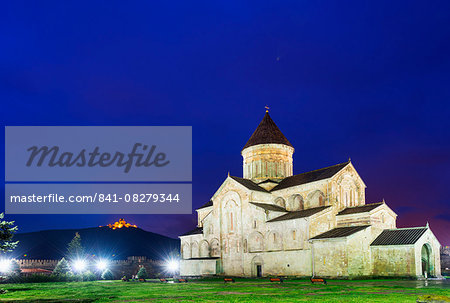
left=243, top=112, right=293, bottom=150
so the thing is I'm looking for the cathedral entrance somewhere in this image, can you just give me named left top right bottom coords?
left=251, top=256, right=263, bottom=277
left=256, top=265, right=262, bottom=277
left=421, top=243, right=433, bottom=277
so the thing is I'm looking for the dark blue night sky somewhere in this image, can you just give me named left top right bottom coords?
left=1, top=1, right=449, bottom=244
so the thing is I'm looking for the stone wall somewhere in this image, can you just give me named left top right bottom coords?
left=346, top=228, right=373, bottom=276
left=370, top=246, right=416, bottom=276
left=180, top=259, right=217, bottom=276
left=18, top=259, right=59, bottom=270
left=312, top=239, right=348, bottom=277
left=243, top=250, right=311, bottom=277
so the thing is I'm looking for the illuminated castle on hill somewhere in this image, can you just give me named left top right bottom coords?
left=100, top=218, right=137, bottom=230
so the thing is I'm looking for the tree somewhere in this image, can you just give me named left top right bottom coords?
left=53, top=258, right=72, bottom=275
left=136, top=266, right=148, bottom=279
left=0, top=213, right=18, bottom=253
left=66, top=232, right=84, bottom=260
left=101, top=269, right=114, bottom=280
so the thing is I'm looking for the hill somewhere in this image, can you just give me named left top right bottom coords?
left=10, top=225, right=179, bottom=260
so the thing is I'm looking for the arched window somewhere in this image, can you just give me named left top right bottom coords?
left=224, top=199, right=238, bottom=234
left=229, top=212, right=234, bottom=232
left=307, top=190, right=326, bottom=208
left=274, top=197, right=286, bottom=208
left=200, top=241, right=209, bottom=258
left=210, top=239, right=220, bottom=257
left=287, top=194, right=304, bottom=211
left=182, top=243, right=191, bottom=259
left=191, top=242, right=199, bottom=258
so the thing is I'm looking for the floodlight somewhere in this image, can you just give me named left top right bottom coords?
left=73, top=259, right=87, bottom=272
left=166, top=260, right=179, bottom=272
left=96, top=259, right=108, bottom=271
left=0, top=259, right=11, bottom=273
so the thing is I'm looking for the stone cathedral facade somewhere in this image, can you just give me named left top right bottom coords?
left=179, top=111, right=442, bottom=278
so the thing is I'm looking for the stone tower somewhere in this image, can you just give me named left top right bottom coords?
left=241, top=111, right=294, bottom=182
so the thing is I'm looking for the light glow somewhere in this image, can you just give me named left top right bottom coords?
left=166, top=260, right=179, bottom=272
left=0, top=259, right=11, bottom=273
left=96, top=259, right=108, bottom=271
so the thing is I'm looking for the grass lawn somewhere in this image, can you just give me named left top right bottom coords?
left=0, top=278, right=449, bottom=303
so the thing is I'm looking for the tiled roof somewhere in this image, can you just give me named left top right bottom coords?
left=21, top=268, right=52, bottom=274
left=229, top=176, right=269, bottom=192
left=371, top=227, right=428, bottom=246
left=337, top=202, right=384, bottom=216
left=243, top=112, right=293, bottom=150
left=271, top=161, right=350, bottom=191
left=310, top=225, right=370, bottom=240
left=197, top=200, right=213, bottom=210
left=180, top=226, right=203, bottom=237
left=250, top=202, right=287, bottom=212
left=267, top=206, right=331, bottom=222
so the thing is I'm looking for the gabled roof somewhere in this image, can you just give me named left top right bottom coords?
left=197, top=200, right=213, bottom=210
left=267, top=206, right=331, bottom=222
left=371, top=227, right=428, bottom=246
left=337, top=202, right=384, bottom=216
left=243, top=112, right=293, bottom=150
left=180, top=226, right=203, bottom=237
left=310, top=225, right=370, bottom=240
left=250, top=202, right=287, bottom=212
left=271, top=161, right=350, bottom=191
left=257, top=179, right=280, bottom=185
left=229, top=176, right=269, bottom=193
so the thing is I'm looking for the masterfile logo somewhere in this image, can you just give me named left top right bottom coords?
left=4, top=126, right=192, bottom=215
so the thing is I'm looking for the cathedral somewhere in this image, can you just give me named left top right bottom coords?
left=179, top=111, right=442, bottom=278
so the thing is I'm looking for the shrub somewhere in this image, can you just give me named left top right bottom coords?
left=8, top=274, right=78, bottom=283
left=101, top=269, right=114, bottom=280
left=136, top=266, right=148, bottom=279
left=82, top=271, right=97, bottom=281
